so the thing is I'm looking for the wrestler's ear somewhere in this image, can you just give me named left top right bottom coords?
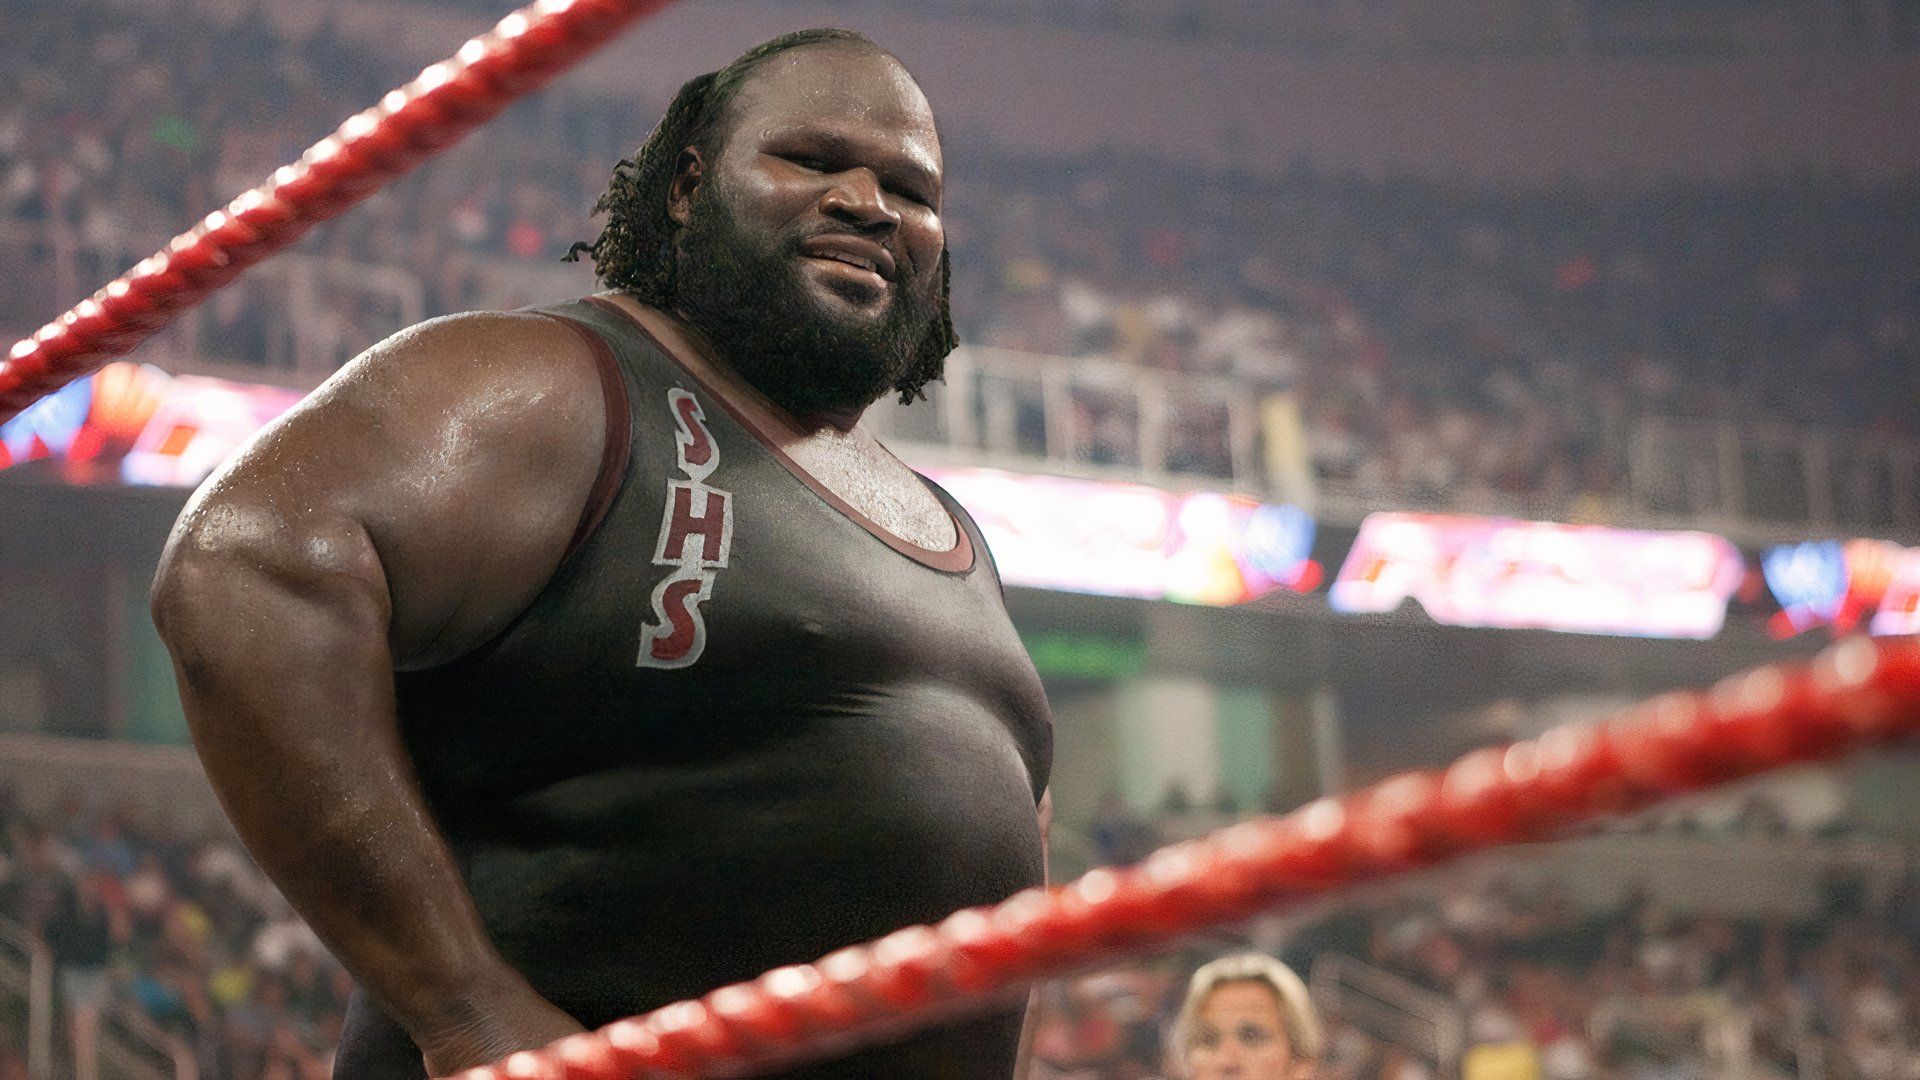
left=667, top=147, right=706, bottom=226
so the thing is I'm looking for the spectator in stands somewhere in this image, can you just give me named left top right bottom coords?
left=1171, top=953, right=1323, bottom=1079
left=42, top=869, right=125, bottom=1080
left=1088, top=791, right=1163, bottom=866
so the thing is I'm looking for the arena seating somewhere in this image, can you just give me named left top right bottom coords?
left=4, top=0, right=1914, bottom=533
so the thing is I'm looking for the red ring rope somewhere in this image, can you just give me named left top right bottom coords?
left=446, top=635, right=1920, bottom=1080
left=0, top=0, right=681, bottom=425
left=10, top=5, right=1915, bottom=1074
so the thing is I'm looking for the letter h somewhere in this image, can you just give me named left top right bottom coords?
left=653, top=481, right=732, bottom=568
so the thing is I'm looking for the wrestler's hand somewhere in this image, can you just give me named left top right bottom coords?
left=414, top=982, right=588, bottom=1077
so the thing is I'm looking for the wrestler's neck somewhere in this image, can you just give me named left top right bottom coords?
left=601, top=292, right=869, bottom=438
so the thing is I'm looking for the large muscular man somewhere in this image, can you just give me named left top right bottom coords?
left=151, top=29, right=1052, bottom=1078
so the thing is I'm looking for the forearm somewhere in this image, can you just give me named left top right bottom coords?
left=154, top=550, right=524, bottom=1041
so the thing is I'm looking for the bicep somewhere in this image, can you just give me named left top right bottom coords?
left=159, top=312, right=607, bottom=667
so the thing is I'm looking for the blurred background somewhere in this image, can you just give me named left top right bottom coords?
left=2, top=0, right=1919, bottom=1076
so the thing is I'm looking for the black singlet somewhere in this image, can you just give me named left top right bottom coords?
left=333, top=297, right=1054, bottom=1079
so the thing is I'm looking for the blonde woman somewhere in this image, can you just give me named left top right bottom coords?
left=1171, top=954, right=1324, bottom=1080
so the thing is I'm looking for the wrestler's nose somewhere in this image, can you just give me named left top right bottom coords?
left=820, top=167, right=901, bottom=232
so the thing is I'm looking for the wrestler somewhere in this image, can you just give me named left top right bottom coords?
left=150, top=28, right=1052, bottom=1078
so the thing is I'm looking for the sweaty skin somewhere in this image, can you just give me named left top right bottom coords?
left=152, top=42, right=1048, bottom=1077
left=652, top=40, right=957, bottom=548
left=152, top=312, right=608, bottom=1073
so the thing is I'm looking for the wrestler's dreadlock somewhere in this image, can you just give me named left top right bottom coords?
left=566, top=28, right=958, bottom=405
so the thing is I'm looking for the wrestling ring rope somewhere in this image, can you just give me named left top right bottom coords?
left=448, top=637, right=1920, bottom=1079
left=0, top=0, right=677, bottom=424
left=3, top=4, right=1918, bottom=1078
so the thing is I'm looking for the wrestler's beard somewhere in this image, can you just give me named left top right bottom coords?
left=667, top=190, right=939, bottom=419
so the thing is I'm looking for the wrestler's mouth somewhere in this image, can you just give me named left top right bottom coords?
left=797, top=234, right=896, bottom=288
left=810, top=250, right=882, bottom=274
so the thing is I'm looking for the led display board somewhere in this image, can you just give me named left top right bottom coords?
left=1329, top=512, right=1744, bottom=638
left=0, top=373, right=97, bottom=469
left=920, top=466, right=1318, bottom=606
left=6, top=380, right=1318, bottom=609
left=0, top=363, right=301, bottom=487
left=1878, top=561, right=1920, bottom=636
left=1763, top=538, right=1920, bottom=637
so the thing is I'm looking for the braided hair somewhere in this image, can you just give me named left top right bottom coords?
left=566, top=29, right=959, bottom=404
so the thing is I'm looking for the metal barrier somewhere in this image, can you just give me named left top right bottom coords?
left=872, top=345, right=1920, bottom=541
left=1309, top=953, right=1465, bottom=1080
left=0, top=913, right=195, bottom=1080
left=0, top=915, right=52, bottom=1078
left=8, top=216, right=1914, bottom=541
left=869, top=346, right=1262, bottom=490
left=98, top=1006, right=196, bottom=1080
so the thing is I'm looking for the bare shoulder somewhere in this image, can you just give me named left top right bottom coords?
left=303, top=310, right=600, bottom=470
left=189, top=309, right=605, bottom=533
left=167, top=308, right=615, bottom=665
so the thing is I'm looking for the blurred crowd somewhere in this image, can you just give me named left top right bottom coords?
left=0, top=726, right=1905, bottom=1080
left=143, top=0, right=1920, bottom=57
left=0, top=0, right=610, bottom=348
left=1031, top=837, right=1920, bottom=1080
left=753, top=0, right=1920, bottom=56
left=0, top=790, right=342, bottom=1078
left=954, top=158, right=1920, bottom=513
left=4, top=0, right=1917, bottom=519
left=0, top=776, right=1914, bottom=1078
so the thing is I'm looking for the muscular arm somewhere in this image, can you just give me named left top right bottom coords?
left=151, top=312, right=609, bottom=1073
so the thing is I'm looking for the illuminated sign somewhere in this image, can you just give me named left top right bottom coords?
left=0, top=363, right=299, bottom=486
left=119, top=374, right=302, bottom=487
left=1763, top=538, right=1920, bottom=637
left=1329, top=512, right=1743, bottom=638
left=0, top=376, right=93, bottom=468
left=1020, top=633, right=1149, bottom=679
left=1876, top=560, right=1920, bottom=636
left=920, top=467, right=1318, bottom=606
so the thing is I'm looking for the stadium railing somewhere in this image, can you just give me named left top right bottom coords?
left=1310, top=952, right=1465, bottom=1080
left=0, top=914, right=54, bottom=1078
left=7, top=220, right=1915, bottom=543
